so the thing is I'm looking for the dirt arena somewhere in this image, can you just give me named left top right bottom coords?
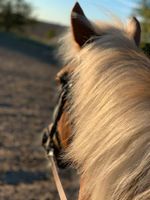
left=0, top=33, right=78, bottom=200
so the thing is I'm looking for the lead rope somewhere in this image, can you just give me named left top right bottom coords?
left=48, top=149, right=68, bottom=200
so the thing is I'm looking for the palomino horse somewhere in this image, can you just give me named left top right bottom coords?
left=44, top=2, right=150, bottom=200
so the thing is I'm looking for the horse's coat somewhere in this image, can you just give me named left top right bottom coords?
left=58, top=2, right=150, bottom=200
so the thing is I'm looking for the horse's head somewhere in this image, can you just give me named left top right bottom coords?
left=42, top=2, right=142, bottom=170
left=42, top=3, right=150, bottom=200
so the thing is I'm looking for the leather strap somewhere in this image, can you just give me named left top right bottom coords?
left=48, top=150, right=68, bottom=200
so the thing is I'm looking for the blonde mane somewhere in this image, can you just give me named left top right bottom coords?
left=61, top=18, right=150, bottom=200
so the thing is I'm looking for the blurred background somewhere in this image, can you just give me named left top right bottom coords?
left=0, top=1, right=149, bottom=200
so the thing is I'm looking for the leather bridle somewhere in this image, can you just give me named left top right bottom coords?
left=42, top=71, right=71, bottom=166
left=42, top=71, right=72, bottom=200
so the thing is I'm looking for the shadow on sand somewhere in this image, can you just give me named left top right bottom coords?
left=0, top=170, right=49, bottom=185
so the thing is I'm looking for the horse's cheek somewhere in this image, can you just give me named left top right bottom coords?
left=57, top=112, right=72, bottom=148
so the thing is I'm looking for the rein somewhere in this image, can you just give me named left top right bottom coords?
left=47, top=149, right=67, bottom=200
left=42, top=72, right=71, bottom=200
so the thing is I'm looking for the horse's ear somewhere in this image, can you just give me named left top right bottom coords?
left=71, top=2, right=96, bottom=47
left=126, top=17, right=141, bottom=46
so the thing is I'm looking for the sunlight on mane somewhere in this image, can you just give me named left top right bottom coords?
left=59, top=10, right=150, bottom=200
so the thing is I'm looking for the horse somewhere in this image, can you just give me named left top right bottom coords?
left=43, top=2, right=150, bottom=200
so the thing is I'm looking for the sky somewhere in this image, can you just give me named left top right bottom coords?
left=27, top=0, right=140, bottom=26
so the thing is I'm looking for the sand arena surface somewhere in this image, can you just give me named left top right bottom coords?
left=0, top=33, right=78, bottom=200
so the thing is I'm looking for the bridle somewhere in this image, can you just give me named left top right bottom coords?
left=42, top=71, right=71, bottom=200
left=42, top=71, right=71, bottom=164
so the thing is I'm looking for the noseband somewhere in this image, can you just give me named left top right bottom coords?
left=42, top=72, right=71, bottom=165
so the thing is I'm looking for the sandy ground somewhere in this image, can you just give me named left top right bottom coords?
left=0, top=33, right=79, bottom=200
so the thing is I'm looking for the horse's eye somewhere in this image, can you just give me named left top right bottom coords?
left=60, top=72, right=69, bottom=86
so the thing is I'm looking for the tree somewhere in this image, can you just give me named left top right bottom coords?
left=13, top=0, right=34, bottom=31
left=0, top=0, right=35, bottom=32
left=135, top=0, right=150, bottom=42
left=0, top=1, right=13, bottom=31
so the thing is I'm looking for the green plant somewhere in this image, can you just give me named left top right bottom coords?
left=134, top=0, right=150, bottom=42
left=141, top=42, right=150, bottom=57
